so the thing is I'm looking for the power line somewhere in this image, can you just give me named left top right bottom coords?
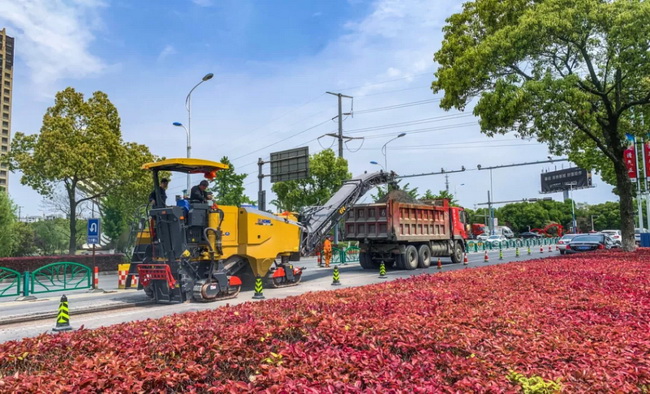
left=353, top=98, right=441, bottom=114
left=345, top=114, right=475, bottom=134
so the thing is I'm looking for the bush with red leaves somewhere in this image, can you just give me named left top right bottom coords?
left=0, top=249, right=648, bottom=392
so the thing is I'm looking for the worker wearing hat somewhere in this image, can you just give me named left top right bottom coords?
left=190, top=180, right=210, bottom=203
left=149, top=178, right=169, bottom=207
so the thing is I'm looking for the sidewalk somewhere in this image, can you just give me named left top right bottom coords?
left=0, top=273, right=151, bottom=325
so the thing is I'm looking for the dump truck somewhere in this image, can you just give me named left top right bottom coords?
left=344, top=191, right=469, bottom=269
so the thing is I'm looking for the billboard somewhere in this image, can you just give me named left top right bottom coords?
left=624, top=134, right=637, bottom=180
left=540, top=167, right=593, bottom=193
left=269, top=147, right=309, bottom=183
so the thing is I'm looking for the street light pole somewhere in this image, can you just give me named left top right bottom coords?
left=381, top=133, right=406, bottom=171
left=172, top=122, right=190, bottom=195
left=184, top=72, right=214, bottom=194
left=570, top=183, right=577, bottom=232
left=590, top=215, right=598, bottom=232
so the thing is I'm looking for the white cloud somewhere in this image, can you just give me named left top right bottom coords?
left=157, top=45, right=177, bottom=62
left=0, top=0, right=107, bottom=98
left=192, top=0, right=212, bottom=7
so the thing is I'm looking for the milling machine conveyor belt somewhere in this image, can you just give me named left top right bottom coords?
left=300, top=170, right=393, bottom=256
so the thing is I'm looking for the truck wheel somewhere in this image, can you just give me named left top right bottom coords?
left=403, top=245, right=418, bottom=270
left=451, top=241, right=463, bottom=264
left=359, top=252, right=374, bottom=269
left=417, top=245, right=431, bottom=268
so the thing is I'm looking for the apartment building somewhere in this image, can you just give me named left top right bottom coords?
left=0, top=28, right=14, bottom=192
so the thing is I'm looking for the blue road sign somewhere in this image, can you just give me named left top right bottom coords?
left=87, top=218, right=100, bottom=245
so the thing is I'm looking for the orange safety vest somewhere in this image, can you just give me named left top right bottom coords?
left=323, top=239, right=332, bottom=252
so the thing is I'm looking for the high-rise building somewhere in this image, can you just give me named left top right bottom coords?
left=0, top=28, right=14, bottom=192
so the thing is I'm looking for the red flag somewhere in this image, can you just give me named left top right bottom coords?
left=624, top=134, right=637, bottom=180
left=645, top=139, right=650, bottom=180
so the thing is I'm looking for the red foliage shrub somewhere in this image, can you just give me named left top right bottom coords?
left=0, top=249, right=648, bottom=392
left=0, top=254, right=126, bottom=273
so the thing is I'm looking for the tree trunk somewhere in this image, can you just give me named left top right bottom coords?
left=614, top=158, right=636, bottom=252
left=68, top=189, right=77, bottom=255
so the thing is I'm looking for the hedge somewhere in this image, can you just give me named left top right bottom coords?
left=0, top=254, right=127, bottom=273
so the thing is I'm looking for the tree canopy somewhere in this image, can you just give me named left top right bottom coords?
left=5, top=87, right=158, bottom=254
left=271, top=149, right=350, bottom=212
left=209, top=156, right=254, bottom=207
left=0, top=191, right=16, bottom=257
left=432, top=0, right=650, bottom=250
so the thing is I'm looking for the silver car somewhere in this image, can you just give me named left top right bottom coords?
left=557, top=234, right=579, bottom=254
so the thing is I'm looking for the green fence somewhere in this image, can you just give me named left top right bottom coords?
left=0, top=267, right=21, bottom=298
left=30, top=262, right=91, bottom=295
left=331, top=245, right=361, bottom=265
left=466, top=237, right=559, bottom=252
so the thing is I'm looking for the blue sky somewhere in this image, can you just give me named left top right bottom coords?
left=1, top=0, right=617, bottom=218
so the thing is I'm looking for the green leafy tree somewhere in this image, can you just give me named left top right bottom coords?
left=421, top=189, right=459, bottom=206
left=209, top=156, right=254, bottom=207
left=0, top=191, right=16, bottom=257
left=100, top=143, right=160, bottom=251
left=11, top=222, right=37, bottom=257
left=585, top=201, right=621, bottom=231
left=5, top=88, right=150, bottom=254
left=272, top=149, right=351, bottom=212
left=432, top=0, right=650, bottom=250
left=32, top=218, right=70, bottom=255
left=371, top=181, right=419, bottom=202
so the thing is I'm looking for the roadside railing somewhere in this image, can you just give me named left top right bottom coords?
left=0, top=262, right=92, bottom=299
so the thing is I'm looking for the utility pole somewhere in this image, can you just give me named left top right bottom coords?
left=445, top=174, right=449, bottom=193
left=325, top=92, right=355, bottom=244
left=325, top=92, right=355, bottom=157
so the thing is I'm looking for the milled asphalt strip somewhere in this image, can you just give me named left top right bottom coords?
left=1, top=299, right=156, bottom=326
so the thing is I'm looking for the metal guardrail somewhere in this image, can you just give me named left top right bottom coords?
left=0, top=267, right=21, bottom=298
left=331, top=245, right=361, bottom=265
left=466, top=237, right=559, bottom=252
left=30, top=262, right=92, bottom=294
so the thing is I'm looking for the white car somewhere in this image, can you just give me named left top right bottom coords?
left=486, top=234, right=508, bottom=246
left=601, top=230, right=622, bottom=245
left=557, top=234, right=579, bottom=254
left=476, top=233, right=490, bottom=241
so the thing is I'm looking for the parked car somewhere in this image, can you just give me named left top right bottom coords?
left=600, top=230, right=622, bottom=246
left=565, top=234, right=615, bottom=254
left=520, top=232, right=543, bottom=239
left=635, top=228, right=648, bottom=245
left=557, top=234, right=580, bottom=254
left=486, top=234, right=508, bottom=246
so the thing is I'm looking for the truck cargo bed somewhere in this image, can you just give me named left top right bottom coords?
left=345, top=200, right=452, bottom=242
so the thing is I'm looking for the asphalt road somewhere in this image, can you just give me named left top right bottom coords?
left=0, top=247, right=561, bottom=343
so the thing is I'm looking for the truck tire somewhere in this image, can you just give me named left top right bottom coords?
left=417, top=245, right=431, bottom=268
left=359, top=252, right=374, bottom=269
left=403, top=245, right=418, bottom=270
left=451, top=241, right=463, bottom=264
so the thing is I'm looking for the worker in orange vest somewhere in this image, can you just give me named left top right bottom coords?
left=323, top=236, right=333, bottom=268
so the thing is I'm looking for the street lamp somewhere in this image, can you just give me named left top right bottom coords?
left=569, top=182, right=577, bottom=233
left=590, top=215, right=598, bottom=232
left=172, top=122, right=190, bottom=195
left=454, top=183, right=465, bottom=195
left=182, top=72, right=214, bottom=194
left=381, top=132, right=406, bottom=171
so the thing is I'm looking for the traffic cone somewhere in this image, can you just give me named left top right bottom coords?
left=437, top=258, right=442, bottom=270
left=515, top=247, right=520, bottom=257
left=379, top=261, right=387, bottom=279
left=527, top=246, right=531, bottom=255
left=548, top=245, right=552, bottom=252
left=52, top=294, right=72, bottom=332
left=463, top=253, right=468, bottom=265
left=484, top=250, right=489, bottom=263
left=332, top=266, right=341, bottom=286
left=499, top=249, right=503, bottom=260
left=252, top=276, right=265, bottom=299
left=317, top=252, right=322, bottom=267
left=540, top=245, right=544, bottom=253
